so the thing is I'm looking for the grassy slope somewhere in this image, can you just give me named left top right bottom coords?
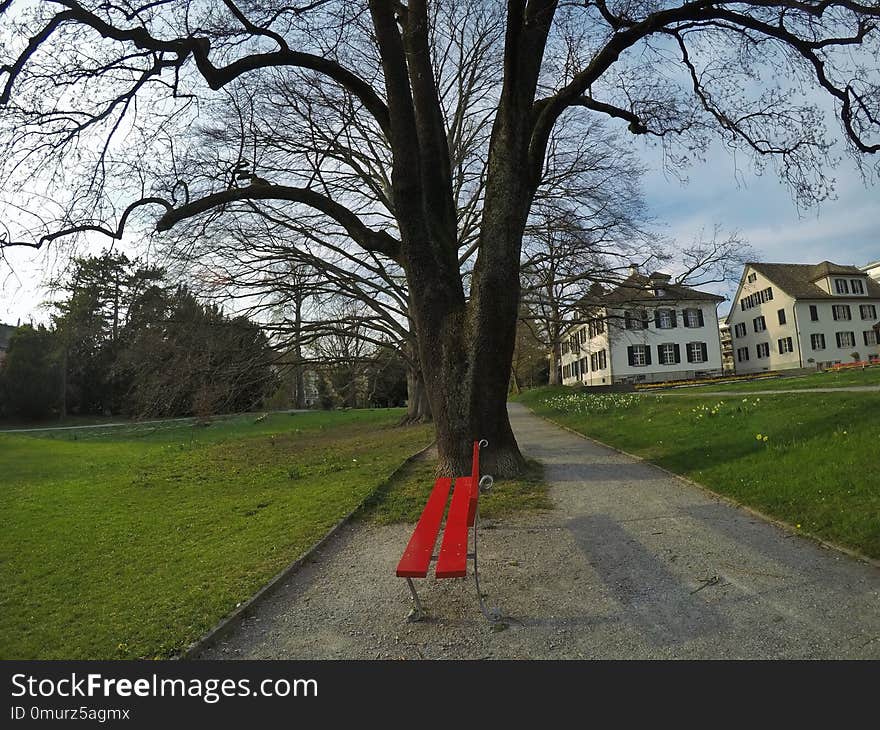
left=0, top=411, right=432, bottom=659
left=661, top=365, right=880, bottom=393
left=519, top=386, right=880, bottom=559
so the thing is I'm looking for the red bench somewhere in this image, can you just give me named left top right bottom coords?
left=395, top=439, right=501, bottom=623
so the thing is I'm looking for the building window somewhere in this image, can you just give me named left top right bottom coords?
left=734, top=322, right=747, bottom=338
left=590, top=352, right=598, bottom=371
left=777, top=337, right=794, bottom=354
left=777, top=308, right=786, bottom=325
left=659, top=343, right=678, bottom=365
left=809, top=305, right=819, bottom=321
left=836, top=331, right=855, bottom=348
left=737, top=347, right=750, bottom=362
left=863, top=330, right=878, bottom=346
left=756, top=342, right=770, bottom=358
left=683, top=308, right=703, bottom=328
left=747, top=272, right=757, bottom=283
left=655, top=309, right=675, bottom=329
left=860, top=304, right=877, bottom=320
left=753, top=315, right=766, bottom=333
left=811, top=333, right=826, bottom=350
left=851, top=279, right=865, bottom=295
left=834, top=278, right=850, bottom=294
left=598, top=349, right=607, bottom=369
left=625, top=310, right=647, bottom=330
left=588, top=319, right=605, bottom=337
left=740, top=287, right=773, bottom=311
left=687, top=342, right=707, bottom=363
left=832, top=304, right=851, bottom=321
left=628, top=344, right=650, bottom=367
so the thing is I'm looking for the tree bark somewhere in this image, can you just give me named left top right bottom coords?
left=402, top=364, right=432, bottom=424
left=548, top=343, right=560, bottom=385
left=292, top=291, right=305, bottom=409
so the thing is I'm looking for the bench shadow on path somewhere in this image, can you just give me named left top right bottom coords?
left=568, top=514, right=727, bottom=647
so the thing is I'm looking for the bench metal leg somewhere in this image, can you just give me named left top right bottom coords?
left=405, top=578, right=425, bottom=622
left=471, top=503, right=504, bottom=627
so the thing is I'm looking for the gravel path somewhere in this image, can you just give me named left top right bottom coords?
left=195, top=402, right=879, bottom=659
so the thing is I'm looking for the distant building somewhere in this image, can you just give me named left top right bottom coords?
left=302, top=369, right=319, bottom=407
left=0, top=323, right=16, bottom=367
left=558, top=269, right=725, bottom=386
left=862, top=260, right=880, bottom=284
left=727, top=261, right=880, bottom=373
left=718, top=315, right=734, bottom=374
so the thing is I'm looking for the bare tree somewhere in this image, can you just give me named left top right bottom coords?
left=2, top=0, right=879, bottom=475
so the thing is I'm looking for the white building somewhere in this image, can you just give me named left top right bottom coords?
left=862, top=260, right=880, bottom=284
left=719, top=315, right=734, bottom=374
left=727, top=261, right=880, bottom=373
left=559, top=270, right=725, bottom=386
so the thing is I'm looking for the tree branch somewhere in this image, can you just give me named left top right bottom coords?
left=155, top=183, right=402, bottom=262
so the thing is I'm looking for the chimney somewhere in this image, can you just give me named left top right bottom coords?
left=627, top=263, right=639, bottom=276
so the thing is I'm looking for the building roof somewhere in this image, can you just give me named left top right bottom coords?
left=748, top=261, right=880, bottom=299
left=0, top=323, right=16, bottom=351
left=595, top=272, right=725, bottom=306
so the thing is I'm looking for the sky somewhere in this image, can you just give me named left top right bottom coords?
left=637, top=140, right=879, bottom=316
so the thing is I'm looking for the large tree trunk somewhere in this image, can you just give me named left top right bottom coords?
left=371, top=0, right=550, bottom=478
left=292, top=293, right=305, bottom=409
left=548, top=344, right=560, bottom=385
left=403, top=364, right=432, bottom=423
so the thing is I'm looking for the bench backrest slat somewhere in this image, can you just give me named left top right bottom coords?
left=467, top=440, right=481, bottom=527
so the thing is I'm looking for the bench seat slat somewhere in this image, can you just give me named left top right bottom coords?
left=395, top=477, right=453, bottom=578
left=435, top=477, right=472, bottom=578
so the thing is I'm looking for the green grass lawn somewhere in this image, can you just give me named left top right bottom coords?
left=0, top=411, right=433, bottom=659
left=518, top=386, right=880, bottom=559
left=660, top=364, right=880, bottom=393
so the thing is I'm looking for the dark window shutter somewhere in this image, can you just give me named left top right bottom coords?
left=670, top=311, right=677, bottom=328
left=654, top=310, right=661, bottom=328
left=645, top=346, right=652, bottom=365
left=674, top=344, right=681, bottom=364
left=701, top=343, right=708, bottom=362
left=687, top=345, right=694, bottom=363
left=697, top=309, right=704, bottom=327
left=682, top=309, right=689, bottom=327
left=864, top=331, right=869, bottom=346
left=627, top=346, right=634, bottom=366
